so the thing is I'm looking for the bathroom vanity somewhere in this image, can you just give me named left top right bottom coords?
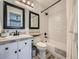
left=0, top=35, right=33, bottom=59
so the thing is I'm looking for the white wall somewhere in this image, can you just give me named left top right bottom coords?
left=48, top=0, right=67, bottom=51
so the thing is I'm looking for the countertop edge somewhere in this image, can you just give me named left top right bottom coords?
left=0, top=36, right=33, bottom=45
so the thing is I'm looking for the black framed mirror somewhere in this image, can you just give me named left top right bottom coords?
left=29, top=11, right=40, bottom=29
left=3, top=1, right=25, bottom=29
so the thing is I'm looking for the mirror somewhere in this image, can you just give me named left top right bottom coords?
left=3, top=1, right=25, bottom=29
left=29, top=11, right=40, bottom=29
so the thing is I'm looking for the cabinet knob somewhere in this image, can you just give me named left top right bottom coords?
left=14, top=51, right=17, bottom=54
left=25, top=42, right=27, bottom=45
left=5, top=47, right=8, bottom=50
left=18, top=49, right=21, bottom=52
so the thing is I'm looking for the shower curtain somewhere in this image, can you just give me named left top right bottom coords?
left=66, top=0, right=78, bottom=59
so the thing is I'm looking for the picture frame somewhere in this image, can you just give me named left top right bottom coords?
left=3, top=1, right=25, bottom=29
left=29, top=11, right=40, bottom=29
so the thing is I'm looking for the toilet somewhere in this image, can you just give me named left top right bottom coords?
left=36, top=42, right=47, bottom=59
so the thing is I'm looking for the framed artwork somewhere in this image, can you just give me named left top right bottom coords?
left=3, top=1, right=25, bottom=29
left=29, top=11, right=40, bottom=29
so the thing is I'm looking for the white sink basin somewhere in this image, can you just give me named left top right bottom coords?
left=8, top=34, right=32, bottom=40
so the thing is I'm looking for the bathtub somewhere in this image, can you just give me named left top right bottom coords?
left=46, top=42, right=66, bottom=59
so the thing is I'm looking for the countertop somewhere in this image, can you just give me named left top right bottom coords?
left=0, top=34, right=33, bottom=45
left=29, top=32, right=42, bottom=37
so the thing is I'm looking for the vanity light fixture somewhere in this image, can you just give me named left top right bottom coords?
left=31, top=3, right=34, bottom=6
left=27, top=1, right=30, bottom=5
left=22, top=0, right=26, bottom=3
left=17, top=0, right=34, bottom=8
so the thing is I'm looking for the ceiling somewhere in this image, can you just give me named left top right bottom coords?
left=36, top=0, right=59, bottom=9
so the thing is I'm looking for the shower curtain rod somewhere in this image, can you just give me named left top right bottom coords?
left=41, top=0, right=61, bottom=13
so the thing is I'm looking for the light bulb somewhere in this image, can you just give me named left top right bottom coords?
left=31, top=3, right=34, bottom=7
left=22, top=0, right=26, bottom=3
left=27, top=1, right=30, bottom=5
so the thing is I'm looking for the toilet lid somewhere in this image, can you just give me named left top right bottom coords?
left=36, top=42, right=47, bottom=48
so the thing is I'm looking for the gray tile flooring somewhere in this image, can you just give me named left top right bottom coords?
left=48, top=55, right=55, bottom=59
left=33, top=55, right=54, bottom=59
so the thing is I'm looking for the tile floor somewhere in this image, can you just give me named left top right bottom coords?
left=33, top=55, right=54, bottom=59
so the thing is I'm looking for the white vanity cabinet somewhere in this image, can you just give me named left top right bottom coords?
left=0, top=39, right=32, bottom=59
left=0, top=42, right=17, bottom=59
left=18, top=39, right=32, bottom=59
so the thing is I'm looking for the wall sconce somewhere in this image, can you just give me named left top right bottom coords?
left=17, top=0, right=34, bottom=8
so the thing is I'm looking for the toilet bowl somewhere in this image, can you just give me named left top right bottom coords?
left=36, top=42, right=47, bottom=59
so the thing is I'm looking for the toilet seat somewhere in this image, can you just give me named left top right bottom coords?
left=36, top=42, right=47, bottom=48
left=36, top=42, right=47, bottom=50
